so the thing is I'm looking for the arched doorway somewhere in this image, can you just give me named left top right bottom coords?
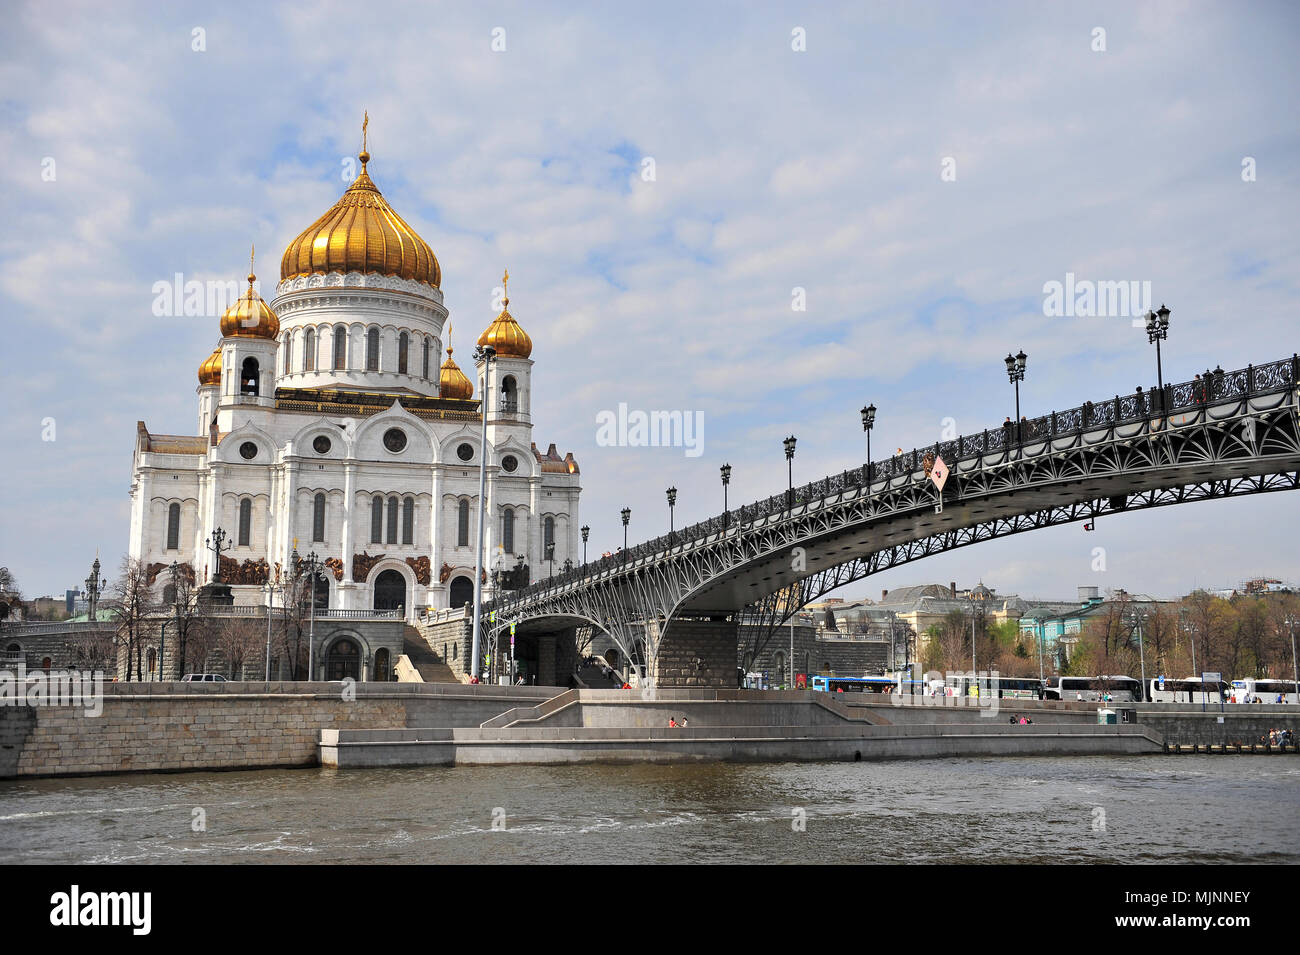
left=603, top=648, right=620, bottom=669
left=374, top=647, right=390, bottom=682
left=325, top=639, right=360, bottom=681
left=373, top=569, right=406, bottom=612
left=448, top=575, right=473, bottom=609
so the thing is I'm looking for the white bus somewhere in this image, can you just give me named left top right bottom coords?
left=1229, top=679, right=1298, bottom=704
left=1044, top=675, right=1143, bottom=702
left=1148, top=677, right=1230, bottom=704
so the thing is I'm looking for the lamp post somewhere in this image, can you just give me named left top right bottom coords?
left=469, top=343, right=497, bottom=681
left=84, top=556, right=102, bottom=623
left=720, top=463, right=731, bottom=533
left=666, top=486, right=677, bottom=542
left=783, top=435, right=797, bottom=510
left=1128, top=608, right=1150, bottom=702
left=1004, top=350, right=1027, bottom=447
left=860, top=404, right=876, bottom=481
left=1286, top=612, right=1299, bottom=702
left=205, top=527, right=232, bottom=583
left=620, top=508, right=631, bottom=559
left=580, top=525, right=590, bottom=565
left=545, top=541, right=555, bottom=579
left=297, top=549, right=322, bottom=681
left=1180, top=608, right=1197, bottom=680
left=1144, top=304, right=1171, bottom=397
left=264, top=577, right=276, bottom=681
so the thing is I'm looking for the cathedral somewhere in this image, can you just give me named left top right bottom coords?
left=128, top=134, right=581, bottom=630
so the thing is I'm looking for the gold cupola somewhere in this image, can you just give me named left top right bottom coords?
left=220, top=247, right=281, bottom=339
left=439, top=347, right=474, bottom=400
left=197, top=346, right=223, bottom=386
left=476, top=269, right=532, bottom=358
left=280, top=115, right=441, bottom=287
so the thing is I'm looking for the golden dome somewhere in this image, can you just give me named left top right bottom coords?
left=476, top=269, right=532, bottom=358
left=439, top=347, right=474, bottom=400
left=280, top=148, right=440, bottom=287
left=220, top=267, right=281, bottom=339
left=198, top=346, right=222, bottom=386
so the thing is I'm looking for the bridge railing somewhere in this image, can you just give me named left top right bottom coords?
left=496, top=353, right=1299, bottom=607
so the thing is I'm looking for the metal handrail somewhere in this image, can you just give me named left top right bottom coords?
left=496, top=353, right=1299, bottom=606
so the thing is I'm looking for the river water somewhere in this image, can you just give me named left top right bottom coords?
left=2, top=756, right=1296, bottom=864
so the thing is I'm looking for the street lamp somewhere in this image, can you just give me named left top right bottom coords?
left=205, top=527, right=232, bottom=583
left=783, top=435, right=797, bottom=510
left=545, top=541, right=555, bottom=579
left=580, top=525, right=590, bottom=565
left=860, top=404, right=876, bottom=481
left=720, top=463, right=732, bottom=532
left=666, top=486, right=677, bottom=542
left=296, top=549, right=322, bottom=681
left=1144, top=304, right=1171, bottom=398
left=469, top=343, right=497, bottom=682
left=1285, top=612, right=1299, bottom=703
left=1004, top=350, right=1027, bottom=446
left=620, top=507, right=631, bottom=559
left=1128, top=608, right=1150, bottom=702
left=84, top=556, right=102, bottom=624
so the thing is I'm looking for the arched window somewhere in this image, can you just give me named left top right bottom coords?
left=544, top=516, right=555, bottom=550
left=398, top=332, right=409, bottom=374
left=502, top=507, right=514, bottom=553
left=371, top=495, right=384, bottom=544
left=313, top=493, right=326, bottom=542
left=421, top=337, right=430, bottom=379
left=240, top=357, right=260, bottom=396
left=501, top=375, right=517, bottom=414
left=457, top=499, right=470, bottom=546
left=162, top=583, right=175, bottom=605
left=366, top=328, right=380, bottom=371
left=238, top=498, right=252, bottom=546
left=449, top=576, right=474, bottom=608
left=304, top=329, right=315, bottom=372
left=402, top=496, right=415, bottom=545
left=333, top=326, right=346, bottom=370
left=166, top=503, right=181, bottom=550
left=283, top=335, right=291, bottom=375
left=147, top=647, right=157, bottom=677
left=386, top=495, right=399, bottom=544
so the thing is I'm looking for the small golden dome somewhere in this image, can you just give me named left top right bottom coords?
left=220, top=268, right=281, bottom=339
left=439, top=347, right=474, bottom=400
left=198, top=346, right=222, bottom=386
left=476, top=269, right=532, bottom=359
left=279, top=147, right=440, bottom=287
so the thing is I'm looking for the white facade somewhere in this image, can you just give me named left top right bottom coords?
left=129, top=269, right=580, bottom=622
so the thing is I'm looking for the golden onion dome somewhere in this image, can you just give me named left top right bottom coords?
left=476, top=269, right=532, bottom=359
left=220, top=268, right=281, bottom=339
left=197, top=346, right=222, bottom=386
left=439, top=347, right=474, bottom=400
left=279, top=146, right=440, bottom=287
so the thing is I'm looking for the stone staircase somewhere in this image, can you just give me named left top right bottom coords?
left=402, top=626, right=462, bottom=683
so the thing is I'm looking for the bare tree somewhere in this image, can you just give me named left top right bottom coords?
left=108, top=557, right=151, bottom=681
left=67, top=628, right=115, bottom=672
left=212, top=617, right=262, bottom=680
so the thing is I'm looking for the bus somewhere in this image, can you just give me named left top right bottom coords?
left=1148, top=677, right=1231, bottom=704
left=943, top=674, right=1044, bottom=699
left=1044, top=675, right=1143, bottom=702
left=811, top=675, right=897, bottom=694
left=1229, top=679, right=1298, bottom=704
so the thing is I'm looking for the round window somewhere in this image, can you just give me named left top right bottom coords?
left=457, top=443, right=474, bottom=461
left=313, top=435, right=332, bottom=454
left=239, top=442, right=257, bottom=460
left=502, top=454, right=518, bottom=473
left=383, top=428, right=408, bottom=453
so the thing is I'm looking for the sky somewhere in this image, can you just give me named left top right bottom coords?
left=1, top=0, right=1298, bottom=602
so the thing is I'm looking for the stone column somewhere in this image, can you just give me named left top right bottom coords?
left=341, top=462, right=355, bottom=583
left=429, top=465, right=443, bottom=608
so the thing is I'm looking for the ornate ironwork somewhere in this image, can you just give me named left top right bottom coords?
left=485, top=353, right=1300, bottom=682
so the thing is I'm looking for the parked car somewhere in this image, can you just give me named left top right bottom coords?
left=180, top=673, right=227, bottom=683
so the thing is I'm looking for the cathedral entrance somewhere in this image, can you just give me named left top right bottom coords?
left=448, top=575, right=473, bottom=609
left=325, top=638, right=360, bottom=681
left=373, top=569, right=406, bottom=612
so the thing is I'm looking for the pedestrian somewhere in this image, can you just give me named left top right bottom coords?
left=668, top=717, right=677, bottom=727
left=680, top=718, right=688, bottom=728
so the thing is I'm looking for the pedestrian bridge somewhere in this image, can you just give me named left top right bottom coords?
left=485, top=354, right=1300, bottom=684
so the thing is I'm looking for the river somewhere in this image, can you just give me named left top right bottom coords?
left=2, top=755, right=1296, bottom=864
